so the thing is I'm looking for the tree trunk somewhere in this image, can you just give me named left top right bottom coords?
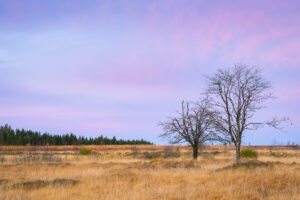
left=235, top=141, right=241, bottom=164
left=192, top=146, right=198, bottom=160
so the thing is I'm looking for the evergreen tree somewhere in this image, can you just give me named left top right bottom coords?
left=0, top=124, right=152, bottom=146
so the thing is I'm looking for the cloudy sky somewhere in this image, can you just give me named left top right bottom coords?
left=0, top=0, right=299, bottom=144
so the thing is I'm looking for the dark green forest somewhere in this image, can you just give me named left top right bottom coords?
left=0, top=124, right=152, bottom=145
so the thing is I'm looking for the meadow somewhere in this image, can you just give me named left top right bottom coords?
left=0, top=145, right=299, bottom=200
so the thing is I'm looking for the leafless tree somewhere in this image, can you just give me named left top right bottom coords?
left=206, top=64, right=289, bottom=164
left=159, top=98, right=217, bottom=160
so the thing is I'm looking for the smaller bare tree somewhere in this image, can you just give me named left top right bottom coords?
left=159, top=98, right=216, bottom=160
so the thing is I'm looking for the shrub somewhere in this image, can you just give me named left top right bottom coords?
left=241, top=148, right=258, bottom=159
left=143, top=151, right=162, bottom=159
left=79, top=147, right=92, bottom=155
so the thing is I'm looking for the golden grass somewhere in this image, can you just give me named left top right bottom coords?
left=0, top=146, right=299, bottom=200
left=0, top=144, right=298, bottom=152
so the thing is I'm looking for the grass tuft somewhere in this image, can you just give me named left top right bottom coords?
left=79, top=147, right=92, bottom=155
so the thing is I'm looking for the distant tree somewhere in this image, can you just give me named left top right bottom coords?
left=0, top=124, right=152, bottom=146
left=159, top=98, right=217, bottom=160
left=112, top=136, right=117, bottom=145
left=206, top=64, right=289, bottom=164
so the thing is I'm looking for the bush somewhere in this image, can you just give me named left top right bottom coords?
left=241, top=148, right=258, bottom=159
left=79, top=147, right=92, bottom=155
left=143, top=151, right=162, bottom=159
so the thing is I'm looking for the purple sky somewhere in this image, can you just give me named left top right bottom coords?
left=0, top=0, right=299, bottom=144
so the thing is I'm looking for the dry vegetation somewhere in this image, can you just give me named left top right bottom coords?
left=0, top=145, right=299, bottom=200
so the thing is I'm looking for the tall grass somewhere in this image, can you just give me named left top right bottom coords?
left=0, top=147, right=299, bottom=200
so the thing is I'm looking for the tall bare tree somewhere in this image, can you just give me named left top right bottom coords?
left=159, top=98, right=216, bottom=160
left=206, top=64, right=289, bottom=164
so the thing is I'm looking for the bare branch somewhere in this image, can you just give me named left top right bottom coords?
left=205, top=63, right=290, bottom=164
left=158, top=97, right=217, bottom=159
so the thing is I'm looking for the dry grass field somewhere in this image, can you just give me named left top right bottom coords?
left=0, top=145, right=299, bottom=200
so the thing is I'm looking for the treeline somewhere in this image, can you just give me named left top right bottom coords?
left=0, top=124, right=152, bottom=145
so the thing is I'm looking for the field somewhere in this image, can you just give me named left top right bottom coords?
left=0, top=145, right=300, bottom=200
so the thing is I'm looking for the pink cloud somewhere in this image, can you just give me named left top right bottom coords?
left=1, top=0, right=300, bottom=143
left=273, top=83, right=300, bottom=104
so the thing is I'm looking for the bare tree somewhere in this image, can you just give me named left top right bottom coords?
left=206, top=64, right=289, bottom=164
left=159, top=98, right=216, bottom=160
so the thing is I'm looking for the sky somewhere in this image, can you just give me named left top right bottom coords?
left=0, top=0, right=299, bottom=145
